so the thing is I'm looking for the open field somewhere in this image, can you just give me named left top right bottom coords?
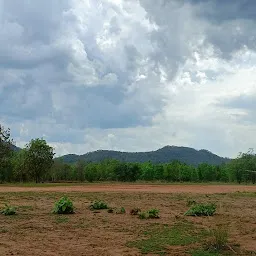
left=0, top=184, right=256, bottom=256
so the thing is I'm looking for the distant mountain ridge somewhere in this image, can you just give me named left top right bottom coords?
left=58, top=146, right=230, bottom=166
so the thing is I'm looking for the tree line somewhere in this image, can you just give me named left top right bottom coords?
left=0, top=124, right=255, bottom=184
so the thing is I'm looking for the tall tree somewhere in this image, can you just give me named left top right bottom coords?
left=0, top=125, right=14, bottom=182
left=25, top=138, right=55, bottom=183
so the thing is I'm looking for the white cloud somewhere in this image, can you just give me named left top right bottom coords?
left=1, top=0, right=256, bottom=158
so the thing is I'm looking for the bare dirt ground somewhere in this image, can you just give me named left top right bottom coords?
left=0, top=183, right=256, bottom=194
left=0, top=185, right=255, bottom=256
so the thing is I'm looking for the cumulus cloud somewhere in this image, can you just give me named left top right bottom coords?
left=0, top=0, right=256, bottom=157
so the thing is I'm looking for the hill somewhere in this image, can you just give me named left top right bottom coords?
left=58, top=146, right=230, bottom=166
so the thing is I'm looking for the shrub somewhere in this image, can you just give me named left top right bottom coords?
left=148, top=209, right=160, bottom=218
left=52, top=197, right=74, bottom=214
left=89, top=200, right=108, bottom=210
left=130, top=208, right=141, bottom=215
left=184, top=203, right=216, bottom=216
left=1, top=204, right=16, bottom=216
left=138, top=209, right=160, bottom=219
left=138, top=211, right=149, bottom=219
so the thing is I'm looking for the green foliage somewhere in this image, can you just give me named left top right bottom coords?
left=148, top=209, right=160, bottom=218
left=53, top=197, right=74, bottom=214
left=185, top=203, right=217, bottom=216
left=25, top=138, right=55, bottom=183
left=139, top=209, right=160, bottom=219
left=0, top=124, right=14, bottom=182
left=138, top=211, right=149, bottom=219
left=1, top=204, right=16, bottom=215
left=130, top=207, right=141, bottom=215
left=89, top=200, right=108, bottom=210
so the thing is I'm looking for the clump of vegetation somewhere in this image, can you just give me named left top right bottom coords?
left=89, top=200, right=108, bottom=210
left=187, top=199, right=197, bottom=207
left=139, top=209, right=160, bottom=219
left=1, top=204, right=16, bottom=216
left=208, top=225, right=229, bottom=251
left=184, top=203, right=216, bottom=216
left=117, top=207, right=126, bottom=214
left=130, top=207, right=141, bottom=215
left=52, top=196, right=74, bottom=214
left=148, top=209, right=160, bottom=218
left=138, top=211, right=149, bottom=219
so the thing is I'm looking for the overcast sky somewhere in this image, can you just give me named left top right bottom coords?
left=1, top=0, right=256, bottom=157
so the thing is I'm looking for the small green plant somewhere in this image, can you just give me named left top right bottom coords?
left=208, top=226, right=229, bottom=251
left=148, top=209, right=160, bottom=218
left=89, top=200, right=108, bottom=210
left=139, top=211, right=149, bottom=219
left=184, top=203, right=216, bottom=216
left=130, top=207, right=141, bottom=215
left=138, top=209, right=160, bottom=219
left=1, top=204, right=16, bottom=216
left=116, top=207, right=126, bottom=214
left=52, top=197, right=74, bottom=214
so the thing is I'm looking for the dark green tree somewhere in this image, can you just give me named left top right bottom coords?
left=25, top=138, right=55, bottom=183
left=0, top=125, right=14, bottom=182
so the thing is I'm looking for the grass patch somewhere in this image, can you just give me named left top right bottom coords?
left=127, top=221, right=207, bottom=255
left=191, top=250, right=220, bottom=256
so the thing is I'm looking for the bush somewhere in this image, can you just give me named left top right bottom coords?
left=148, top=209, right=160, bottom=218
left=138, top=209, right=160, bottom=219
left=89, top=201, right=108, bottom=210
left=130, top=207, right=141, bottom=215
left=52, top=197, right=74, bottom=214
left=184, top=203, right=216, bottom=216
left=138, top=211, right=149, bottom=219
left=1, top=204, right=16, bottom=216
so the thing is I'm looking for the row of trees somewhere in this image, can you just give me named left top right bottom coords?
left=0, top=124, right=255, bottom=184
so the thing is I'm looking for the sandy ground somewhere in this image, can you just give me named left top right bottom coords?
left=0, top=184, right=255, bottom=194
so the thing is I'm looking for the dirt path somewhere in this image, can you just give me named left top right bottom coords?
left=0, top=184, right=255, bottom=194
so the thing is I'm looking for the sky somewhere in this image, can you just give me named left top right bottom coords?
left=1, top=0, right=256, bottom=158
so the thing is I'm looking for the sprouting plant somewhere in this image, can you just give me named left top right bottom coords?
left=184, top=203, right=216, bottom=216
left=138, top=209, right=160, bottom=219
left=148, top=209, right=160, bottom=218
left=1, top=204, right=16, bottom=216
left=52, top=196, right=74, bottom=214
left=89, top=201, right=108, bottom=210
left=138, top=211, right=149, bottom=219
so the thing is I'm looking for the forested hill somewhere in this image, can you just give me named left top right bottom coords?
left=58, top=146, right=230, bottom=166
